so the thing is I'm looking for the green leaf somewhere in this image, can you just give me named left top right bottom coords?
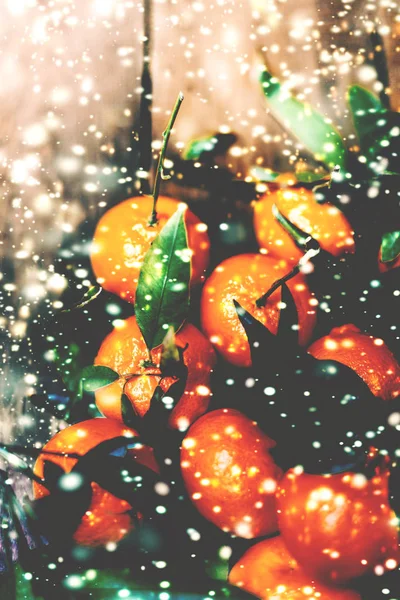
left=135, top=207, right=190, bottom=350
left=54, top=342, right=82, bottom=397
left=183, top=132, right=237, bottom=161
left=0, top=448, right=32, bottom=476
left=260, top=68, right=346, bottom=169
left=380, top=231, right=400, bottom=263
left=0, top=448, right=42, bottom=485
left=295, top=170, right=329, bottom=183
left=249, top=166, right=280, bottom=182
left=80, top=365, right=119, bottom=392
left=347, top=85, right=385, bottom=151
left=61, top=285, right=102, bottom=312
left=348, top=85, right=383, bottom=137
left=347, top=85, right=400, bottom=170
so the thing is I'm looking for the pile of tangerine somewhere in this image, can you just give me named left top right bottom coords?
left=33, top=185, right=399, bottom=600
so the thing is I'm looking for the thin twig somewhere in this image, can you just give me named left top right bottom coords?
left=148, top=92, right=184, bottom=225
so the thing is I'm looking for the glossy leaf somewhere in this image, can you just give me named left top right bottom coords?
left=183, top=132, right=237, bottom=161
left=80, top=365, right=119, bottom=392
left=135, top=208, right=190, bottom=350
left=347, top=85, right=386, bottom=152
left=347, top=85, right=383, bottom=139
left=249, top=166, right=280, bottom=182
left=348, top=86, right=400, bottom=170
left=295, top=170, right=329, bottom=183
left=0, top=448, right=42, bottom=486
left=54, top=342, right=82, bottom=397
left=61, top=285, right=102, bottom=313
left=380, top=231, right=400, bottom=263
left=260, top=68, right=346, bottom=169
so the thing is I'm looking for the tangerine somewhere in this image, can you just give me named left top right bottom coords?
left=229, top=535, right=361, bottom=600
left=181, top=408, right=282, bottom=538
left=33, top=418, right=157, bottom=546
left=91, top=196, right=210, bottom=303
left=95, top=316, right=216, bottom=431
left=277, top=466, right=399, bottom=583
left=253, top=187, right=355, bottom=264
left=308, top=324, right=400, bottom=400
left=200, top=253, right=316, bottom=367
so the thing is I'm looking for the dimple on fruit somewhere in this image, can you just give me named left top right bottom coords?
left=229, top=535, right=361, bottom=600
left=180, top=408, right=283, bottom=538
left=200, top=253, right=316, bottom=367
left=95, top=316, right=216, bottom=431
left=253, top=187, right=355, bottom=264
left=90, top=195, right=210, bottom=303
left=277, top=465, right=399, bottom=584
left=308, top=324, right=400, bottom=401
left=33, top=418, right=156, bottom=547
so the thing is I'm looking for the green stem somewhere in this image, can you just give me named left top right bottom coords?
left=148, top=92, right=184, bottom=226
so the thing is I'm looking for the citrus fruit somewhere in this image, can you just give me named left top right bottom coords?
left=229, top=535, right=361, bottom=600
left=277, top=466, right=399, bottom=583
left=95, top=316, right=216, bottom=431
left=253, top=187, right=355, bottom=264
left=181, top=408, right=282, bottom=538
left=33, top=418, right=156, bottom=546
left=91, top=195, right=210, bottom=303
left=308, top=324, right=400, bottom=400
left=200, top=253, right=316, bottom=367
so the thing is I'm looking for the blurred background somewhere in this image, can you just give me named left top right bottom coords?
left=0, top=0, right=399, bottom=446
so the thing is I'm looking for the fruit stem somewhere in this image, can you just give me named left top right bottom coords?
left=255, top=237, right=320, bottom=308
left=312, top=165, right=340, bottom=195
left=148, top=92, right=184, bottom=226
left=255, top=265, right=300, bottom=308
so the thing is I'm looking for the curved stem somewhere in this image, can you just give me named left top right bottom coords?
left=256, top=265, right=300, bottom=308
left=148, top=92, right=184, bottom=226
left=255, top=240, right=320, bottom=308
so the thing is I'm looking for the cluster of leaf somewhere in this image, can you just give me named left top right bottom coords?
left=260, top=68, right=400, bottom=265
left=182, top=66, right=400, bottom=267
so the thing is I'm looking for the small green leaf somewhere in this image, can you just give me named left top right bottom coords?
left=0, top=448, right=41, bottom=485
left=348, top=85, right=400, bottom=170
left=260, top=68, right=346, bottom=169
left=135, top=207, right=190, bottom=350
left=61, top=285, right=102, bottom=312
left=183, top=132, right=237, bottom=161
left=54, top=342, right=82, bottom=397
left=80, top=365, right=119, bottom=392
left=295, top=170, right=330, bottom=183
left=0, top=448, right=31, bottom=475
left=348, top=85, right=385, bottom=151
left=347, top=85, right=384, bottom=117
left=249, top=166, right=280, bottom=182
left=380, top=231, right=400, bottom=263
